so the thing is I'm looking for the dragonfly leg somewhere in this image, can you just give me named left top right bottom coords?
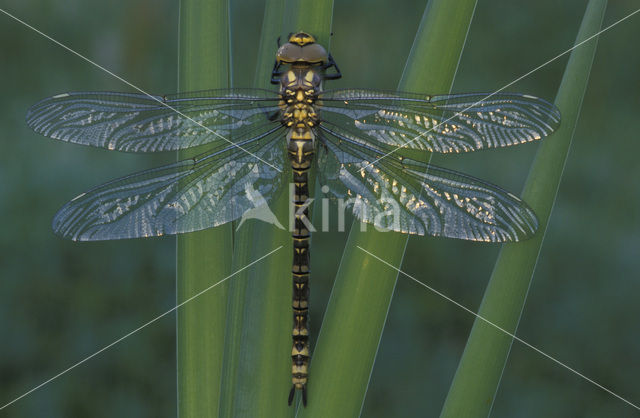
left=322, top=53, right=342, bottom=80
left=271, top=60, right=285, bottom=85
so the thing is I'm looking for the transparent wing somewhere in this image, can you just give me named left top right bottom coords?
left=319, top=89, right=560, bottom=153
left=26, top=88, right=281, bottom=152
left=317, top=126, right=537, bottom=242
left=53, top=127, right=287, bottom=241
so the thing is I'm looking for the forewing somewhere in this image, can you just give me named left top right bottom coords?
left=26, top=89, right=281, bottom=152
left=317, top=127, right=537, bottom=242
left=319, top=89, right=560, bottom=153
left=53, top=127, right=287, bottom=241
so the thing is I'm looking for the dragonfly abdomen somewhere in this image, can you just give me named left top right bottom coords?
left=288, top=141, right=314, bottom=406
left=280, top=63, right=322, bottom=406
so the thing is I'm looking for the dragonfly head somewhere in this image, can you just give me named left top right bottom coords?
left=288, top=32, right=317, bottom=46
left=276, top=32, right=329, bottom=66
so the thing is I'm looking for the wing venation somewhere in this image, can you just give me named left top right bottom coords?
left=317, top=127, right=537, bottom=242
left=319, top=89, right=560, bottom=153
left=53, top=127, right=287, bottom=240
left=27, top=89, right=281, bottom=152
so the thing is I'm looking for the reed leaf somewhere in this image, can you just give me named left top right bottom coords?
left=176, top=1, right=232, bottom=417
left=439, top=1, right=607, bottom=416
left=218, top=0, right=334, bottom=416
left=301, top=1, right=477, bottom=416
left=217, top=2, right=289, bottom=416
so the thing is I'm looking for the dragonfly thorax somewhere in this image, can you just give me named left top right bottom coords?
left=279, top=68, right=323, bottom=95
left=280, top=68, right=321, bottom=160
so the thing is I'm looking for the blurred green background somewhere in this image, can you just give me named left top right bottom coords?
left=1, top=0, right=639, bottom=416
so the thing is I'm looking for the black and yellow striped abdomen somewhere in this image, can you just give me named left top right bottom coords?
left=280, top=67, right=322, bottom=406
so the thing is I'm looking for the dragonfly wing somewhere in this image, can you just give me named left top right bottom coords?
left=26, top=88, right=281, bottom=152
left=53, top=127, right=287, bottom=241
left=317, top=126, right=537, bottom=242
left=319, top=89, right=560, bottom=153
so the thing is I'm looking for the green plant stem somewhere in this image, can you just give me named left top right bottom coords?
left=439, top=1, right=607, bottom=417
left=301, top=2, right=476, bottom=416
left=217, top=1, right=334, bottom=416
left=176, top=0, right=232, bottom=417
left=217, top=2, right=288, bottom=414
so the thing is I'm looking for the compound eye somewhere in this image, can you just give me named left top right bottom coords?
left=299, top=44, right=328, bottom=64
left=276, top=43, right=302, bottom=63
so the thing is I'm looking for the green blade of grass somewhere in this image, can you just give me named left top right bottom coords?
left=301, top=2, right=477, bottom=416
left=218, top=0, right=334, bottom=416
left=439, top=1, right=607, bottom=417
left=176, top=0, right=232, bottom=417
left=283, top=0, right=334, bottom=38
left=217, top=1, right=289, bottom=415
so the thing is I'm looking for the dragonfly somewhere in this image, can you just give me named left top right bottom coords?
left=26, top=32, right=560, bottom=406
